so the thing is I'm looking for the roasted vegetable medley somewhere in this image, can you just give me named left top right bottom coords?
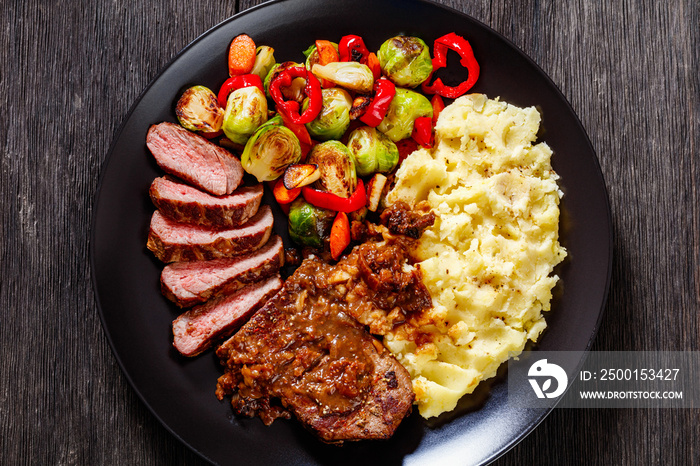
left=175, top=32, right=479, bottom=259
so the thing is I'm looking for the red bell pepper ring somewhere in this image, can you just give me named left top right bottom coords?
left=411, top=116, right=433, bottom=148
left=422, top=32, right=480, bottom=99
left=359, top=78, right=396, bottom=127
left=339, top=35, right=370, bottom=63
left=302, top=180, right=366, bottom=213
left=269, top=66, right=323, bottom=125
left=217, top=74, right=264, bottom=107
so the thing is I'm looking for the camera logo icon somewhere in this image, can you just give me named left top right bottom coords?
left=528, top=359, right=568, bottom=399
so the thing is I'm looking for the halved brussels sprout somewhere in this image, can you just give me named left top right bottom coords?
left=175, top=85, right=224, bottom=133
left=306, top=140, right=357, bottom=198
left=347, top=126, right=399, bottom=176
left=303, top=88, right=352, bottom=141
left=376, top=88, right=433, bottom=142
left=251, top=46, right=276, bottom=80
left=264, top=61, right=306, bottom=101
left=222, top=86, right=268, bottom=145
left=241, top=118, right=302, bottom=181
left=288, top=198, right=335, bottom=248
left=377, top=36, right=433, bottom=88
left=311, top=62, right=374, bottom=93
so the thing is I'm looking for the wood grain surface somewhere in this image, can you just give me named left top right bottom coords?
left=1, top=0, right=698, bottom=464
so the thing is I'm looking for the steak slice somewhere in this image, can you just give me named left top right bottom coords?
left=161, top=235, right=284, bottom=308
left=150, top=177, right=263, bottom=228
left=215, top=256, right=415, bottom=443
left=173, top=275, right=283, bottom=357
left=147, top=205, right=273, bottom=263
left=146, top=122, right=243, bottom=195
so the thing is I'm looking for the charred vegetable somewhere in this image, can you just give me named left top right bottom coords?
left=221, top=86, right=268, bottom=145
left=283, top=163, right=321, bottom=189
left=175, top=85, right=224, bottom=133
left=346, top=126, right=399, bottom=176
left=377, top=36, right=433, bottom=88
left=250, top=46, right=276, bottom=80
left=376, top=88, right=433, bottom=142
left=303, top=88, right=352, bottom=141
left=306, top=140, right=357, bottom=198
left=240, top=116, right=302, bottom=181
left=264, top=61, right=306, bottom=101
left=303, top=41, right=339, bottom=70
left=311, top=62, right=374, bottom=93
left=366, top=173, right=388, bottom=212
left=288, top=198, right=335, bottom=248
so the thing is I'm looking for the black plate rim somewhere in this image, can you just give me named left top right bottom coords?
left=89, top=1, right=614, bottom=464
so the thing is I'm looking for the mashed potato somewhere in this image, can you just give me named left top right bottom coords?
left=385, top=94, right=567, bottom=418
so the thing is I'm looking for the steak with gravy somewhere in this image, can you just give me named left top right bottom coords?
left=215, top=255, right=418, bottom=443
left=150, top=177, right=263, bottom=229
left=161, top=235, right=284, bottom=308
left=147, top=205, right=273, bottom=263
left=173, top=275, right=283, bottom=357
left=146, top=122, right=243, bottom=196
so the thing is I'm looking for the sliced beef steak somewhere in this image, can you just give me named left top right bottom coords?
left=147, top=205, right=273, bottom=263
left=146, top=122, right=243, bottom=195
left=150, top=177, right=263, bottom=229
left=161, top=235, right=284, bottom=308
left=173, top=275, right=283, bottom=357
left=215, top=256, right=415, bottom=443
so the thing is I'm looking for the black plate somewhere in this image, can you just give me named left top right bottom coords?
left=91, top=0, right=612, bottom=464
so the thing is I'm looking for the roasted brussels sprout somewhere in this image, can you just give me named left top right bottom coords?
left=288, top=198, right=335, bottom=248
left=376, top=88, right=433, bottom=142
left=221, top=86, right=268, bottom=145
left=346, top=126, right=399, bottom=176
left=303, top=88, right=352, bottom=141
left=377, top=36, right=433, bottom=88
left=264, top=61, right=306, bottom=101
left=251, top=46, right=276, bottom=80
left=311, top=62, right=374, bottom=93
left=175, top=85, right=224, bottom=133
left=306, top=140, right=357, bottom=198
left=240, top=117, right=302, bottom=181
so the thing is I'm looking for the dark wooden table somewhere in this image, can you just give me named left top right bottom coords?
left=2, top=0, right=698, bottom=464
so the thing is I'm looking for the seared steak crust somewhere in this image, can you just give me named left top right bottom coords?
left=215, top=256, right=415, bottom=443
left=146, top=122, right=243, bottom=195
left=173, top=275, right=283, bottom=357
left=150, top=177, right=263, bottom=229
left=147, top=205, right=273, bottom=263
left=161, top=236, right=284, bottom=308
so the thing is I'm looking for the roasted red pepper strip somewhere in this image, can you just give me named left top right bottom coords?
left=422, top=32, right=480, bottom=98
left=359, top=78, right=396, bottom=127
left=269, top=66, right=323, bottom=125
left=411, top=116, right=433, bottom=148
left=366, top=52, right=381, bottom=81
left=302, top=180, right=366, bottom=213
left=339, top=35, right=370, bottom=63
left=431, top=94, right=446, bottom=126
left=218, top=74, right=264, bottom=107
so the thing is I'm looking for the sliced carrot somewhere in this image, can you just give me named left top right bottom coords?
left=273, top=178, right=301, bottom=205
left=366, top=52, right=381, bottom=81
left=431, top=94, right=446, bottom=126
left=330, top=211, right=351, bottom=260
left=315, top=40, right=339, bottom=88
left=228, top=34, right=257, bottom=77
left=316, top=40, right=339, bottom=64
